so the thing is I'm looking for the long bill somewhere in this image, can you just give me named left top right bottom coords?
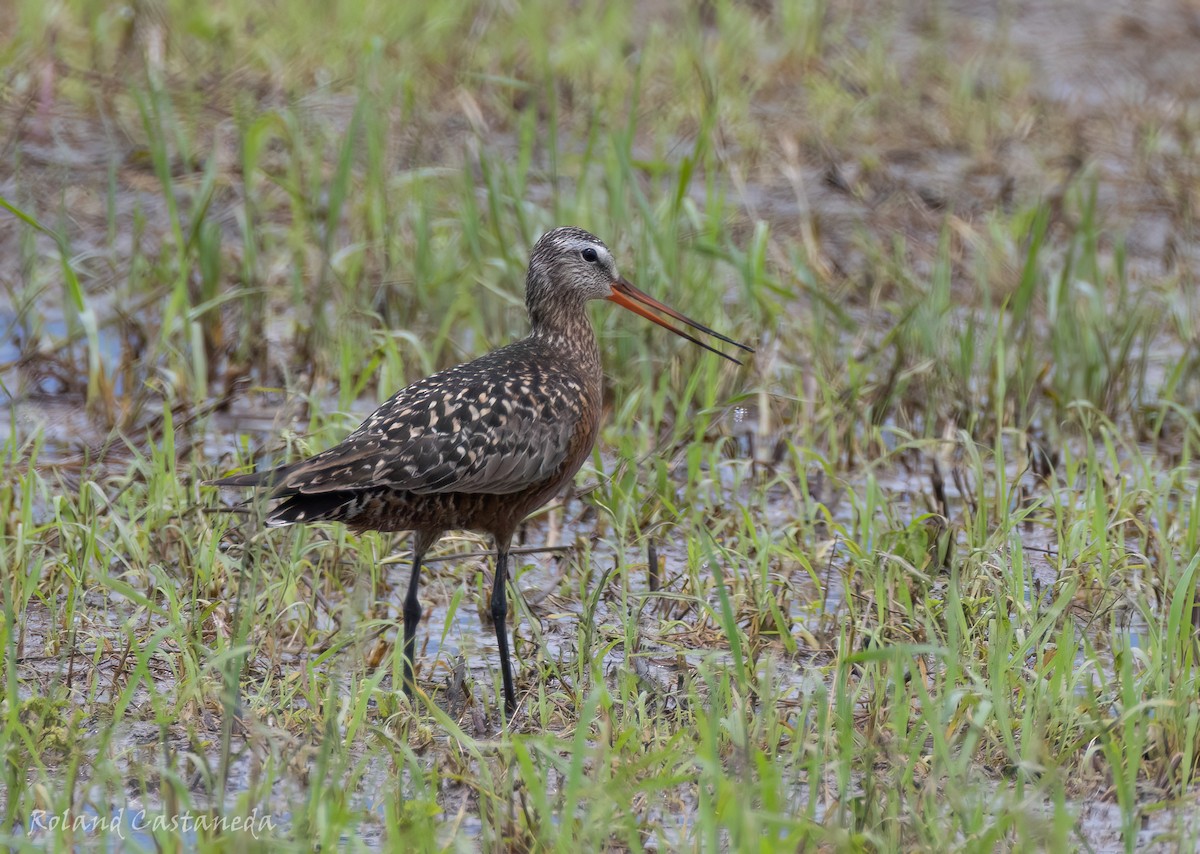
left=607, top=278, right=755, bottom=365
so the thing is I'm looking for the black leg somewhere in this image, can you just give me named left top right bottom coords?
left=402, top=531, right=436, bottom=701
left=491, top=539, right=517, bottom=718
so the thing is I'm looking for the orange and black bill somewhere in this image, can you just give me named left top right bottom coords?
left=607, top=278, right=755, bottom=365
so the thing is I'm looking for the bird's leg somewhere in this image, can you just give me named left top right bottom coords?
left=402, top=534, right=432, bottom=702
left=491, top=539, right=517, bottom=719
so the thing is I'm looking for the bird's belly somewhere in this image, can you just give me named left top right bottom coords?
left=343, top=470, right=577, bottom=536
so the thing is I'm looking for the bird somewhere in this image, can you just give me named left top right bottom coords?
left=207, top=226, right=753, bottom=719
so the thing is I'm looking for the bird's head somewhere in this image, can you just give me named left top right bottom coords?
left=525, top=226, right=754, bottom=364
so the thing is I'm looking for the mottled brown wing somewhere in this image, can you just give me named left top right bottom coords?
left=272, top=345, right=585, bottom=497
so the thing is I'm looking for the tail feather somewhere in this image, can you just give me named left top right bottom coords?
left=266, top=490, right=359, bottom=527
left=205, top=462, right=299, bottom=489
left=208, top=464, right=363, bottom=528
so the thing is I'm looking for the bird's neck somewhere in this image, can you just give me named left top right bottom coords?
left=530, top=309, right=601, bottom=376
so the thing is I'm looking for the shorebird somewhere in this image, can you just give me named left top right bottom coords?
left=208, top=227, right=752, bottom=718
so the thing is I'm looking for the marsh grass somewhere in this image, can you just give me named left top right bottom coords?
left=3, top=0, right=1200, bottom=850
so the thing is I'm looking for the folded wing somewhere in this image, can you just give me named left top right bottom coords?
left=209, top=347, right=584, bottom=499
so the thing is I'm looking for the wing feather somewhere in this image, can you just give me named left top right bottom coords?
left=268, top=343, right=586, bottom=498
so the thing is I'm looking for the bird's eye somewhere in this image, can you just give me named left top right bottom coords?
left=581, top=247, right=599, bottom=264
